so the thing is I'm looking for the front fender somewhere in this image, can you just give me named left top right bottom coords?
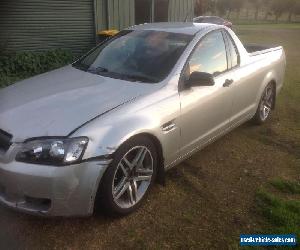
left=70, top=89, right=181, bottom=168
left=82, top=115, right=161, bottom=158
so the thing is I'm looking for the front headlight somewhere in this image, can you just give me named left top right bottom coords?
left=16, top=137, right=89, bottom=166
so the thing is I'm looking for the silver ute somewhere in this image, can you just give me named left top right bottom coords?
left=0, top=23, right=286, bottom=216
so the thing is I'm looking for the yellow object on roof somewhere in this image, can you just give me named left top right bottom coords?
left=97, top=29, right=119, bottom=36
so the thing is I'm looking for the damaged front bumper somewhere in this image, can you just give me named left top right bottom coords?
left=0, top=144, right=110, bottom=217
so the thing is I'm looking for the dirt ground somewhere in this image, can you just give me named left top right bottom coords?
left=0, top=24, right=299, bottom=250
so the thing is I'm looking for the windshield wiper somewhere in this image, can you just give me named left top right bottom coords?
left=119, top=74, right=158, bottom=83
left=87, top=66, right=109, bottom=74
left=72, top=61, right=89, bottom=71
left=86, top=68, right=158, bottom=83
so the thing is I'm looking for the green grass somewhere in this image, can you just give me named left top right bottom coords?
left=249, top=187, right=300, bottom=250
left=255, top=187, right=300, bottom=236
left=270, top=179, right=300, bottom=195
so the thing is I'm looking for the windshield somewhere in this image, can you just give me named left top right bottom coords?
left=73, top=30, right=192, bottom=83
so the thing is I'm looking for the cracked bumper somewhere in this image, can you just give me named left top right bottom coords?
left=0, top=159, right=109, bottom=217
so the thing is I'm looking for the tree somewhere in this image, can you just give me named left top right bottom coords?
left=271, top=0, right=286, bottom=22
left=251, top=0, right=262, bottom=20
left=295, top=1, right=300, bottom=15
left=194, top=0, right=204, bottom=16
left=195, top=0, right=221, bottom=17
left=203, top=0, right=217, bottom=15
left=213, top=0, right=245, bottom=19
left=216, top=0, right=228, bottom=17
left=226, top=0, right=234, bottom=18
left=244, top=0, right=252, bottom=20
left=285, top=0, right=300, bottom=22
left=232, top=0, right=245, bottom=19
left=262, top=0, right=272, bottom=20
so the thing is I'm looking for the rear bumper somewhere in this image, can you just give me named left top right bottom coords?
left=0, top=159, right=109, bottom=217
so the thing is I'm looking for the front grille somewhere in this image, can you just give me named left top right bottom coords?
left=0, top=129, right=12, bottom=152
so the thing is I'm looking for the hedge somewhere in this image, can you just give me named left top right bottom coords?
left=0, top=49, right=74, bottom=88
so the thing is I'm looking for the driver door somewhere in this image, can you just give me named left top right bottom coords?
left=178, top=30, right=235, bottom=157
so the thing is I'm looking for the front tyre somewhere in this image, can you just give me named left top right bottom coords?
left=252, top=83, right=275, bottom=125
left=96, top=136, right=157, bottom=216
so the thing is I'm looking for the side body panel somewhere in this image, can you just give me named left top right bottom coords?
left=226, top=28, right=286, bottom=125
left=178, top=74, right=234, bottom=157
left=228, top=48, right=286, bottom=126
left=178, top=29, right=237, bottom=158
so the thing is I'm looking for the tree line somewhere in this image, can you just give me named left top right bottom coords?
left=195, top=0, right=300, bottom=22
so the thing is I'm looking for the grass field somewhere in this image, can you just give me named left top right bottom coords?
left=0, top=24, right=299, bottom=249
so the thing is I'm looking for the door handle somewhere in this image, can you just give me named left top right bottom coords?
left=223, top=79, right=234, bottom=87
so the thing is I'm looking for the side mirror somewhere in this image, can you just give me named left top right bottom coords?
left=186, top=72, right=215, bottom=87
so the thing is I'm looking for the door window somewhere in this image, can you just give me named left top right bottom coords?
left=187, top=31, right=228, bottom=77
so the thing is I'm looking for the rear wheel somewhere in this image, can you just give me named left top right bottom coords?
left=252, top=83, right=275, bottom=125
left=96, top=136, right=157, bottom=216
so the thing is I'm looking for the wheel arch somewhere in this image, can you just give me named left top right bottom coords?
left=93, top=132, right=165, bottom=214
left=268, top=79, right=277, bottom=109
left=110, top=132, right=165, bottom=185
left=256, top=70, right=278, bottom=110
left=137, top=133, right=165, bottom=185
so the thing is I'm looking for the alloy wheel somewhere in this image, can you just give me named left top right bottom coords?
left=112, top=146, right=154, bottom=209
left=259, top=85, right=274, bottom=121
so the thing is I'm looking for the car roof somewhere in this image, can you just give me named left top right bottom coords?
left=128, top=22, right=218, bottom=35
